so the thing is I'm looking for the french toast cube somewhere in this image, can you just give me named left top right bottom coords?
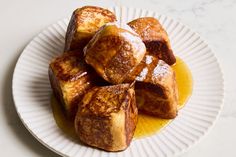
left=48, top=51, right=100, bottom=119
left=125, top=55, right=178, bottom=119
left=75, top=83, right=138, bottom=151
left=84, top=23, right=146, bottom=84
left=64, top=6, right=117, bottom=52
left=128, top=17, right=176, bottom=65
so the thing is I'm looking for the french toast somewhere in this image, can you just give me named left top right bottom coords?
left=125, top=55, right=178, bottom=118
left=84, top=23, right=146, bottom=84
left=128, top=17, right=176, bottom=65
left=75, top=83, right=138, bottom=151
left=64, top=6, right=117, bottom=52
left=48, top=51, right=105, bottom=119
left=48, top=5, right=182, bottom=151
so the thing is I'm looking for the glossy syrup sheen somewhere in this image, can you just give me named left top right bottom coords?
left=50, top=97, right=77, bottom=138
left=51, top=57, right=193, bottom=139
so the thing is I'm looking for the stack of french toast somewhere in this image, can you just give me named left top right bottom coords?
left=49, top=6, right=178, bottom=152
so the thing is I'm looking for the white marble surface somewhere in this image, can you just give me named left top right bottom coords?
left=0, top=0, right=235, bottom=156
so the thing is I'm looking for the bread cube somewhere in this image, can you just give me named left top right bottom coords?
left=64, top=6, right=116, bottom=52
left=125, top=55, right=178, bottom=118
left=75, top=83, right=138, bottom=151
left=128, top=17, right=176, bottom=65
left=48, top=51, right=102, bottom=119
left=84, top=23, right=146, bottom=84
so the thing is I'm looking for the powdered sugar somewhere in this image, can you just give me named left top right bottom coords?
left=145, top=55, right=153, bottom=64
left=136, top=67, right=148, bottom=81
left=152, top=61, right=170, bottom=79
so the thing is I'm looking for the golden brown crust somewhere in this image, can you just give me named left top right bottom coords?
left=128, top=17, right=176, bottom=65
left=84, top=24, right=146, bottom=84
left=75, top=84, right=138, bottom=151
left=48, top=51, right=105, bottom=119
left=50, top=51, right=88, bottom=81
left=125, top=87, right=137, bottom=145
left=79, top=85, right=129, bottom=116
left=125, top=55, right=178, bottom=119
left=64, top=6, right=117, bottom=52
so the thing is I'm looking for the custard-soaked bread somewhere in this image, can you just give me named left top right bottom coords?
left=128, top=17, right=176, bottom=65
left=84, top=23, right=146, bottom=84
left=49, top=51, right=103, bottom=119
left=64, top=6, right=116, bottom=52
left=125, top=55, right=178, bottom=118
left=75, top=83, right=138, bottom=151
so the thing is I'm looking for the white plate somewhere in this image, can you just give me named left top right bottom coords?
left=12, top=6, right=224, bottom=157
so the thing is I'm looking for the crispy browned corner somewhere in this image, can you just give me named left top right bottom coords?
left=64, top=6, right=117, bottom=52
left=128, top=17, right=176, bottom=65
left=48, top=51, right=106, bottom=119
